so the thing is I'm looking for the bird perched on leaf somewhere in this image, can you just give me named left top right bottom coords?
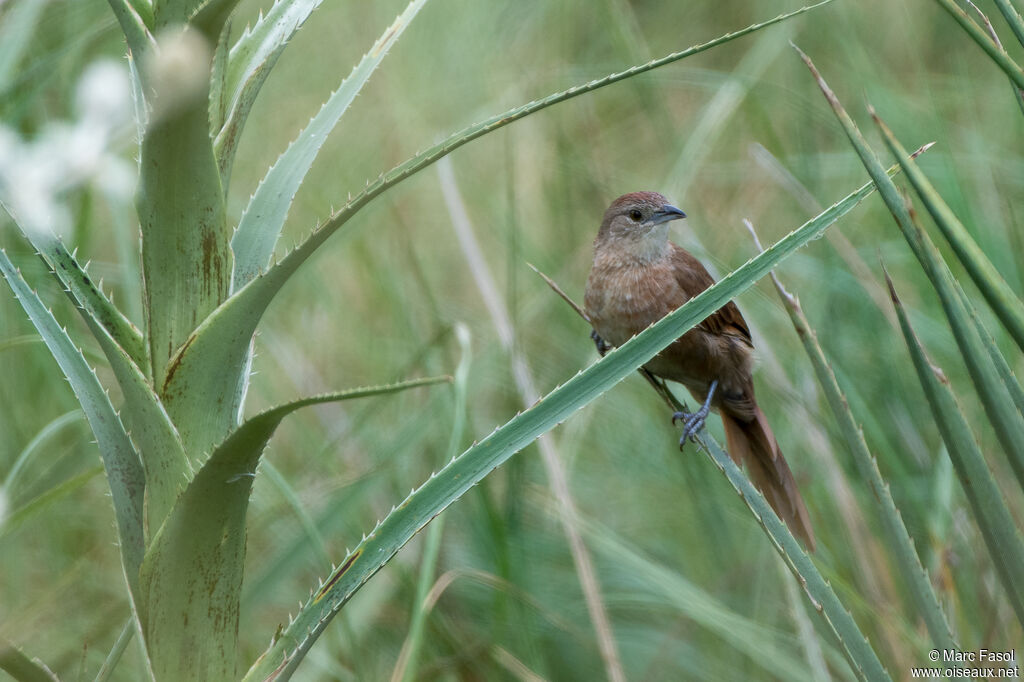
left=584, top=191, right=815, bottom=550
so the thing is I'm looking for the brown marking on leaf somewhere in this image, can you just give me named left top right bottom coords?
left=371, top=22, right=401, bottom=57
left=161, top=332, right=198, bottom=393
left=313, top=550, right=362, bottom=603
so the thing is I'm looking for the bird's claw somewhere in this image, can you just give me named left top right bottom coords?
left=672, top=379, right=718, bottom=450
left=672, top=408, right=709, bottom=448
left=591, top=329, right=610, bottom=356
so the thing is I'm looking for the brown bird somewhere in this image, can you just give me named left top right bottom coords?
left=584, top=191, right=815, bottom=550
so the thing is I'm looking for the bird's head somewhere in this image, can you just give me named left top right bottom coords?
left=595, top=191, right=686, bottom=259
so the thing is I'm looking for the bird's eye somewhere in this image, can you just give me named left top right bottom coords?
left=628, top=210, right=643, bottom=221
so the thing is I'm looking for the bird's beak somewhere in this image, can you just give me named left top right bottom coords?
left=649, top=204, right=687, bottom=225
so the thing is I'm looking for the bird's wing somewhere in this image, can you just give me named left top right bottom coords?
left=670, top=244, right=752, bottom=343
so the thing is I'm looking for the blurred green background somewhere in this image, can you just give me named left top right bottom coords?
left=1, top=0, right=1022, bottom=679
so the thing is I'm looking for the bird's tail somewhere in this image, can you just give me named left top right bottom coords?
left=721, top=406, right=816, bottom=551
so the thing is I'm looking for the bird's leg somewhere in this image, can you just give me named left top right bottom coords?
left=672, top=380, right=718, bottom=447
left=591, top=329, right=610, bottom=356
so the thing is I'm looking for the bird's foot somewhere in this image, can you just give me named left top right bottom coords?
left=591, top=329, right=610, bottom=356
left=672, top=380, right=718, bottom=449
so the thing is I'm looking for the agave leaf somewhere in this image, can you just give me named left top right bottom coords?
left=932, top=0, right=1024, bottom=90
left=208, top=16, right=231, bottom=135
left=166, top=1, right=834, bottom=461
left=796, top=46, right=1024, bottom=495
left=242, top=170, right=884, bottom=682
left=213, top=0, right=324, bottom=182
left=230, top=0, right=431, bottom=289
left=0, top=249, right=146, bottom=601
left=886, top=273, right=1024, bottom=626
left=873, top=113, right=1024, bottom=352
left=4, top=178, right=188, bottom=536
left=749, top=231, right=956, bottom=651
left=139, top=377, right=447, bottom=682
left=139, top=27, right=232, bottom=444
left=10, top=221, right=147, bottom=372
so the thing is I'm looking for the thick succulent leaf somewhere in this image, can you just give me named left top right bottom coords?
left=886, top=275, right=1024, bottom=626
left=13, top=223, right=147, bottom=371
left=214, top=0, right=324, bottom=182
left=9, top=220, right=187, bottom=533
left=139, top=377, right=447, bottom=682
left=0, top=0, right=48, bottom=94
left=798, top=46, right=1024, bottom=495
left=0, top=248, right=146, bottom=599
left=208, top=17, right=231, bottom=135
left=231, top=0, right=430, bottom=289
left=139, top=28, right=232, bottom=445
left=243, top=171, right=882, bottom=682
left=166, top=1, right=834, bottom=461
left=874, top=114, right=1024, bottom=352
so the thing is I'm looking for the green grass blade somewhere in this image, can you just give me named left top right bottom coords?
left=2, top=409, right=82, bottom=495
left=139, top=28, right=230, bottom=391
left=260, top=459, right=330, bottom=567
left=886, top=273, right=1024, bottom=626
left=932, top=0, right=1024, bottom=90
left=164, top=1, right=834, bottom=461
left=0, top=0, right=48, bottom=94
left=992, top=0, right=1024, bottom=47
left=0, top=248, right=146, bottom=599
left=873, top=114, right=1024, bottom=352
left=93, top=617, right=135, bottom=682
left=395, top=324, right=470, bottom=682
left=139, top=377, right=446, bottom=681
left=241, top=171, right=889, bottom=682
left=0, top=638, right=57, bottom=682
left=576, top=515, right=824, bottom=682
left=748, top=227, right=956, bottom=651
left=230, top=0, right=430, bottom=289
left=213, top=0, right=324, bottom=183
left=797, top=45, right=1024, bottom=495
left=0, top=467, right=103, bottom=543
